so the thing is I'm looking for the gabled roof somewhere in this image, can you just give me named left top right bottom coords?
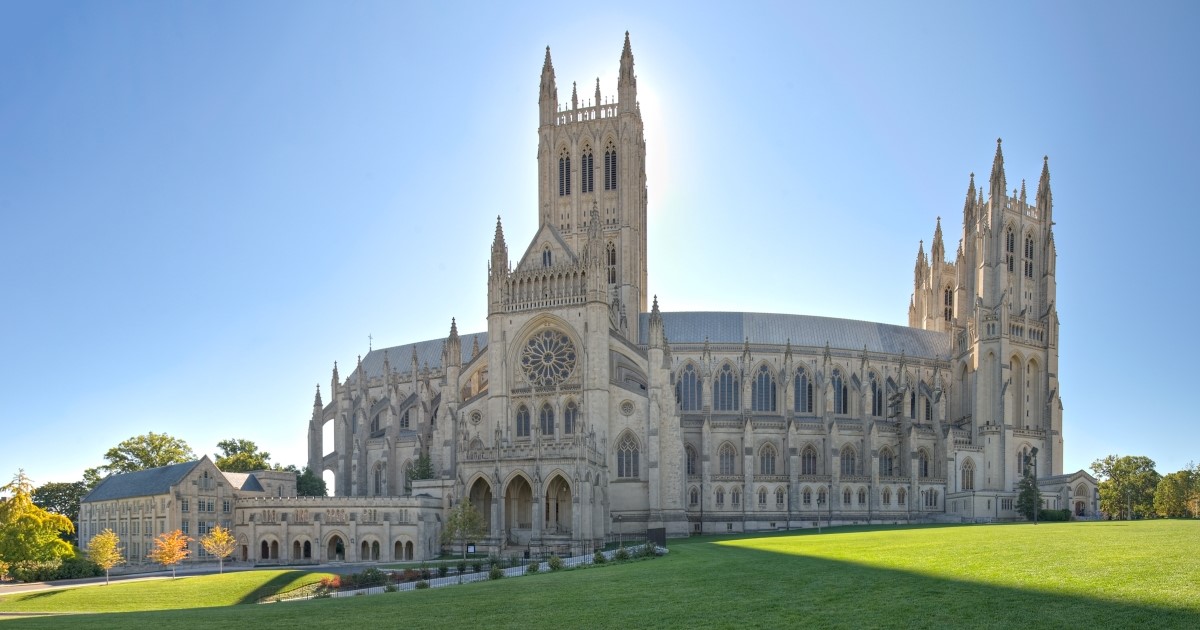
left=639, top=311, right=951, bottom=360
left=514, top=221, right=578, bottom=272
left=221, top=472, right=264, bottom=492
left=350, top=332, right=488, bottom=383
left=82, top=460, right=200, bottom=503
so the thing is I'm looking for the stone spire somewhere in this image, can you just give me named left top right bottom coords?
left=989, top=138, right=1007, bottom=206
left=445, top=318, right=462, bottom=368
left=1036, top=155, right=1053, bottom=223
left=931, top=218, right=945, bottom=264
left=594, top=77, right=601, bottom=105
left=331, top=361, right=340, bottom=396
left=490, top=215, right=508, bottom=276
left=648, top=295, right=664, bottom=348
left=618, top=31, right=637, bottom=106
left=571, top=81, right=578, bottom=110
left=962, top=172, right=976, bottom=230
left=539, top=46, right=558, bottom=126
left=1020, top=179, right=1027, bottom=207
left=314, top=384, right=322, bottom=408
left=914, top=240, right=927, bottom=288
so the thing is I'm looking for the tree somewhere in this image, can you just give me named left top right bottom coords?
left=1091, top=454, right=1160, bottom=520
left=32, top=481, right=90, bottom=544
left=296, top=467, right=327, bottom=497
left=443, top=501, right=486, bottom=559
left=199, top=525, right=236, bottom=574
left=1154, top=465, right=1198, bottom=518
left=147, top=530, right=192, bottom=578
left=82, top=467, right=104, bottom=490
left=214, top=439, right=272, bottom=472
left=87, top=529, right=124, bottom=585
left=1016, top=468, right=1041, bottom=522
left=102, top=433, right=196, bottom=474
left=0, top=471, right=74, bottom=567
left=405, top=455, right=435, bottom=493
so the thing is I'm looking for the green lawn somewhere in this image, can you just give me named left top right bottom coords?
left=2, top=521, right=1197, bottom=629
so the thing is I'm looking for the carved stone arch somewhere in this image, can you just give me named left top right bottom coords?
left=502, top=469, right=536, bottom=495
left=465, top=471, right=494, bottom=495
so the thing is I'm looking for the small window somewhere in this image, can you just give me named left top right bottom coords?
left=716, top=487, right=725, bottom=507
left=1024, top=235, right=1035, bottom=278
left=685, top=444, right=697, bottom=476
left=542, top=247, right=552, bottom=267
left=606, top=242, right=617, bottom=284
left=775, top=487, right=785, bottom=508
left=1006, top=228, right=1015, bottom=273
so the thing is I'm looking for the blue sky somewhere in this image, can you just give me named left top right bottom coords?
left=2, top=1, right=1197, bottom=487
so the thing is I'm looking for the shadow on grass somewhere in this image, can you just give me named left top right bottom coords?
left=236, top=571, right=321, bottom=605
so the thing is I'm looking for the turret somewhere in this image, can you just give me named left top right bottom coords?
left=647, top=295, right=664, bottom=349
left=617, top=31, right=637, bottom=107
left=539, top=46, right=557, bottom=126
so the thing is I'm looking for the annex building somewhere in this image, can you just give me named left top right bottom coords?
left=83, top=34, right=1097, bottom=566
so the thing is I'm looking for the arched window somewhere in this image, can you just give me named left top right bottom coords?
left=676, top=363, right=702, bottom=411
left=918, top=449, right=930, bottom=478
left=858, top=488, right=867, bottom=505
left=539, top=403, right=554, bottom=437
left=516, top=405, right=531, bottom=438
left=759, top=444, right=777, bottom=475
left=944, top=286, right=954, bottom=320
left=719, top=443, right=737, bottom=476
left=758, top=487, right=767, bottom=507
left=400, top=409, right=410, bottom=429
left=370, top=413, right=380, bottom=434
left=617, top=432, right=639, bottom=478
left=731, top=488, right=741, bottom=507
left=833, top=369, right=848, bottom=414
left=776, top=487, right=785, bottom=507
left=563, top=400, right=577, bottom=434
left=685, top=444, right=697, bottom=476
left=689, top=487, right=699, bottom=506
left=714, top=364, right=739, bottom=411
left=910, top=391, right=916, bottom=419
left=898, top=487, right=907, bottom=505
left=962, top=460, right=975, bottom=491
left=870, top=375, right=883, bottom=417
left=1005, top=227, right=1015, bottom=273
left=801, top=445, right=818, bottom=476
left=803, top=487, right=813, bottom=505
left=879, top=448, right=895, bottom=477
left=843, top=488, right=852, bottom=505
left=925, top=489, right=939, bottom=507
left=817, top=488, right=827, bottom=505
left=840, top=445, right=857, bottom=476
left=924, top=396, right=933, bottom=422
left=715, top=487, right=725, bottom=507
left=581, top=145, right=594, bottom=193
left=558, top=148, right=571, bottom=196
left=542, top=247, right=552, bottom=267
left=604, top=141, right=617, bottom=190
left=795, top=369, right=813, bottom=413
left=752, top=365, right=777, bottom=412
left=882, top=488, right=892, bottom=505
left=1024, top=235, right=1035, bottom=278
left=606, top=242, right=617, bottom=284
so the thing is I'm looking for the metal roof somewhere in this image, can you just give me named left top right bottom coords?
left=638, top=311, right=951, bottom=360
left=81, top=460, right=199, bottom=503
left=350, top=332, right=488, bottom=382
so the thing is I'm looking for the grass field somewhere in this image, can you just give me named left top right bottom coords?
left=2, top=520, right=1197, bottom=628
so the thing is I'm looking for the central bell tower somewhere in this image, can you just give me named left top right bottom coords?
left=537, top=32, right=649, bottom=341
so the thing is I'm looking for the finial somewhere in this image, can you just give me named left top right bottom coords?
left=651, top=295, right=659, bottom=314
left=450, top=317, right=458, bottom=337
left=368, top=333, right=372, bottom=351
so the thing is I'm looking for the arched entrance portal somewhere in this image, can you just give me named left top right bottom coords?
left=544, top=475, right=572, bottom=535
left=469, top=478, right=493, bottom=533
left=327, top=535, right=345, bottom=562
left=505, top=475, right=534, bottom=544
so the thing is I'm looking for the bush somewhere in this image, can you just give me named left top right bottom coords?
left=457, top=560, right=467, bottom=574
left=508, top=554, right=520, bottom=568
left=615, top=546, right=630, bottom=561
left=548, top=555, right=564, bottom=571
left=642, top=543, right=659, bottom=558
left=400, top=568, right=420, bottom=583
left=489, top=565, right=504, bottom=580
left=358, top=567, right=388, bottom=586
left=384, top=583, right=397, bottom=593
left=1038, top=509, right=1073, bottom=522
left=420, top=566, right=432, bottom=580
left=437, top=564, right=449, bottom=577
left=414, top=580, right=430, bottom=589
left=472, top=561, right=483, bottom=573
left=593, top=550, right=607, bottom=564
left=8, top=560, right=62, bottom=583
left=318, top=576, right=341, bottom=592
left=526, top=560, right=539, bottom=574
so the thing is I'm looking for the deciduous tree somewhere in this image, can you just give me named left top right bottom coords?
left=147, top=530, right=192, bottom=578
left=1154, top=465, right=1198, bottom=518
left=443, top=501, right=486, bottom=559
left=1016, top=469, right=1041, bottom=522
left=87, top=529, right=124, bottom=585
left=199, top=525, right=236, bottom=574
left=214, top=439, right=272, bottom=472
left=32, top=481, right=89, bottom=544
left=0, top=471, right=74, bottom=566
left=1091, top=454, right=1160, bottom=520
left=102, top=433, right=196, bottom=475
left=296, top=467, right=327, bottom=497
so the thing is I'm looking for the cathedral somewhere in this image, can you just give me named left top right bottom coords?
left=81, top=33, right=1099, bottom=567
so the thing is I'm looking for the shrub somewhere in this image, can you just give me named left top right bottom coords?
left=489, top=565, right=504, bottom=580
left=384, top=583, right=397, bottom=593
left=457, top=560, right=467, bottom=574
left=508, top=554, right=520, bottom=568
left=359, top=567, right=387, bottom=586
left=593, top=550, right=607, bottom=564
left=642, top=543, right=659, bottom=558
left=1039, top=509, right=1073, bottom=522
left=401, top=568, right=420, bottom=582
left=615, top=546, right=630, bottom=561
left=472, top=561, right=483, bottom=573
left=414, top=580, right=430, bottom=589
left=8, top=560, right=62, bottom=583
left=420, top=567, right=432, bottom=580
left=437, top=564, right=449, bottom=577
left=526, top=560, right=539, bottom=574
left=548, top=555, right=564, bottom=571
left=318, top=576, right=342, bottom=592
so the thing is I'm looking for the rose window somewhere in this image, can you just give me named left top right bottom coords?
left=520, top=330, right=577, bottom=387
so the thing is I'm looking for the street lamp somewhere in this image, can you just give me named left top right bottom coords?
left=616, top=514, right=622, bottom=548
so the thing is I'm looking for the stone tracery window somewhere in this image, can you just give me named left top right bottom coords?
left=581, top=145, right=594, bottom=193
left=563, top=400, right=577, bottom=434
left=759, top=444, right=777, bottom=475
left=840, top=445, right=857, bottom=476
left=944, top=286, right=954, bottom=320
left=1024, top=235, right=1035, bottom=278
left=714, top=363, right=739, bottom=411
left=795, top=369, right=813, bottom=413
left=962, top=459, right=975, bottom=491
left=801, top=445, right=818, bottom=475
left=604, top=140, right=617, bottom=190
left=676, top=363, right=702, bottom=411
left=520, top=330, right=577, bottom=387
left=558, top=148, right=571, bottom=196
left=1006, top=227, right=1015, bottom=273
left=879, top=448, right=895, bottom=477
left=685, top=444, right=697, bottom=476
left=718, top=443, right=737, bottom=476
left=918, top=449, right=930, bottom=478
left=516, top=405, right=531, bottom=438
left=870, top=374, right=883, bottom=417
left=539, top=403, right=554, bottom=437
left=606, top=242, right=617, bottom=284
left=833, top=369, right=848, bottom=415
left=752, top=365, right=776, bottom=412
left=617, top=432, right=639, bottom=478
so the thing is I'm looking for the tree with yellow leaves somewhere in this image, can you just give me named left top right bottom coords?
left=87, top=528, right=124, bottom=585
left=0, top=470, right=74, bottom=571
left=147, top=529, right=192, bottom=578
left=199, top=525, right=237, bottom=574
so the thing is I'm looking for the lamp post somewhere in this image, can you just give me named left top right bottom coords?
left=616, top=514, right=622, bottom=548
